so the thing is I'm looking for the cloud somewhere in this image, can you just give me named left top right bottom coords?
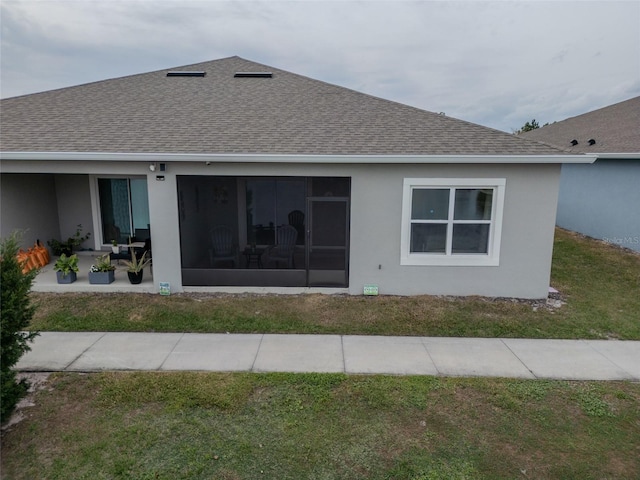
left=1, top=0, right=639, bottom=132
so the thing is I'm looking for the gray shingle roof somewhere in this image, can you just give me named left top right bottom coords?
left=521, top=96, right=640, bottom=154
left=1, top=56, right=568, bottom=156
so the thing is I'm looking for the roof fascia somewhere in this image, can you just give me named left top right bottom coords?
left=0, top=152, right=596, bottom=164
left=593, top=153, right=639, bottom=160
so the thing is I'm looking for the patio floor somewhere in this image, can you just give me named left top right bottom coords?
left=32, top=251, right=155, bottom=293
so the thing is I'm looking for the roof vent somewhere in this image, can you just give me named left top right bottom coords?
left=588, top=139, right=596, bottom=146
left=570, top=139, right=579, bottom=146
left=234, top=72, right=273, bottom=78
left=166, top=71, right=206, bottom=77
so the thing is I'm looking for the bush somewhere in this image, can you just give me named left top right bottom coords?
left=1, top=232, right=39, bottom=423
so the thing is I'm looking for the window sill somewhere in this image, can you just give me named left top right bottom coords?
left=401, top=254, right=500, bottom=267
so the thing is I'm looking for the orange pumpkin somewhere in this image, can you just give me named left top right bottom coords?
left=16, top=249, right=31, bottom=273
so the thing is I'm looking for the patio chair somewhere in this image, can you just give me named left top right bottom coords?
left=288, top=209, right=305, bottom=244
left=262, top=225, right=298, bottom=268
left=209, top=226, right=238, bottom=268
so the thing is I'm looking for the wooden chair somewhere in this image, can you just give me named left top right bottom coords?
left=288, top=209, right=305, bottom=244
left=263, top=225, right=298, bottom=268
left=209, top=226, right=238, bottom=268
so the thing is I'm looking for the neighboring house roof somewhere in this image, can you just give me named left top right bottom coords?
left=1, top=56, right=569, bottom=156
left=521, top=96, right=640, bottom=154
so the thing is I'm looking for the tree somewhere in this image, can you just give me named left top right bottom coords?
left=1, top=232, right=39, bottom=423
left=514, top=119, right=540, bottom=134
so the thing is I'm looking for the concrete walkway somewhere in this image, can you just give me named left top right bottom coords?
left=16, top=332, right=640, bottom=380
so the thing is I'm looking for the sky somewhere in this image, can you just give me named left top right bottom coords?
left=1, top=0, right=639, bottom=132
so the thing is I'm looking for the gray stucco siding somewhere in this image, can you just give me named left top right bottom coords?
left=0, top=159, right=562, bottom=298
left=557, top=159, right=640, bottom=252
left=0, top=173, right=95, bottom=252
left=54, top=175, right=94, bottom=250
left=0, top=173, right=61, bottom=248
left=348, top=163, right=560, bottom=298
left=152, top=161, right=560, bottom=298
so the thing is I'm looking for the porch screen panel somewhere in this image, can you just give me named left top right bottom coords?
left=177, top=176, right=239, bottom=269
left=179, top=175, right=349, bottom=287
left=307, top=177, right=350, bottom=287
left=245, top=179, right=305, bottom=248
left=246, top=180, right=276, bottom=246
left=276, top=180, right=306, bottom=247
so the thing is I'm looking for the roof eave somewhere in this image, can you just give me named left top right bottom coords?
left=0, top=152, right=596, bottom=164
left=593, top=153, right=639, bottom=160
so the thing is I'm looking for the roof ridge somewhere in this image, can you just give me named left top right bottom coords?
left=1, top=55, right=579, bottom=156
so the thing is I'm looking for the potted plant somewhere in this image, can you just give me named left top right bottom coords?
left=48, top=224, right=91, bottom=256
left=88, top=254, right=116, bottom=284
left=123, top=250, right=151, bottom=284
left=53, top=253, right=79, bottom=284
left=111, top=239, right=120, bottom=254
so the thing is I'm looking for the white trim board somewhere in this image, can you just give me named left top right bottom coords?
left=1, top=151, right=596, bottom=165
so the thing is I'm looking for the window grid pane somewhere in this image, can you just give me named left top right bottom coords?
left=452, top=224, right=490, bottom=254
left=453, top=188, right=494, bottom=221
left=410, top=223, right=447, bottom=253
left=411, top=189, right=449, bottom=220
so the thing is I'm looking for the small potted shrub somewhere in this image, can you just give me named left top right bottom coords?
left=53, top=253, right=79, bottom=284
left=88, top=254, right=116, bottom=284
left=111, top=239, right=120, bottom=254
left=123, top=250, right=151, bottom=284
left=48, top=224, right=91, bottom=256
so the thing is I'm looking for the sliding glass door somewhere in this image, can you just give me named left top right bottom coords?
left=97, top=178, right=150, bottom=244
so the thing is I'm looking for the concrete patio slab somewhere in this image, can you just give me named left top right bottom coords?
left=253, top=334, right=344, bottom=373
left=343, top=336, right=438, bottom=375
left=32, top=253, right=155, bottom=293
left=503, top=339, right=634, bottom=380
left=424, top=337, right=535, bottom=378
left=584, top=340, right=640, bottom=380
left=161, top=333, right=263, bottom=371
left=67, top=332, right=184, bottom=371
left=16, top=332, right=106, bottom=371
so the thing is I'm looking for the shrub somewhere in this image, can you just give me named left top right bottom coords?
left=89, top=253, right=115, bottom=272
left=1, top=232, right=39, bottom=423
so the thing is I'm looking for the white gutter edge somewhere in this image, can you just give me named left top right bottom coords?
left=0, top=151, right=596, bottom=164
left=593, top=153, right=639, bottom=160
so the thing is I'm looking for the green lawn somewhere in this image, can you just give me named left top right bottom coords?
left=29, top=228, right=640, bottom=339
left=3, top=229, right=640, bottom=479
left=2, top=372, right=639, bottom=479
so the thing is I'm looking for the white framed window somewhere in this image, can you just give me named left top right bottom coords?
left=401, top=178, right=505, bottom=266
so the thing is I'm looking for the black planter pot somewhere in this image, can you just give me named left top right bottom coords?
left=127, top=271, right=144, bottom=284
